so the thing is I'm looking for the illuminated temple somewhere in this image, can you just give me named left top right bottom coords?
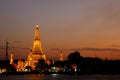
left=25, top=25, right=46, bottom=69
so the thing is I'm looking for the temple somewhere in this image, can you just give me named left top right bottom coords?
left=25, top=25, right=46, bottom=69
left=10, top=51, right=14, bottom=64
left=59, top=50, right=63, bottom=61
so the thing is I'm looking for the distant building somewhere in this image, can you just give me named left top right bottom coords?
left=59, top=50, right=63, bottom=61
left=9, top=25, right=47, bottom=71
left=25, top=25, right=46, bottom=70
left=17, top=59, right=24, bottom=72
left=10, top=51, right=14, bottom=64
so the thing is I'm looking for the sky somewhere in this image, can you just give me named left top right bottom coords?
left=0, top=0, right=120, bottom=60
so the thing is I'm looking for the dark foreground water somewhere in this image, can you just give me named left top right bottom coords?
left=0, top=74, right=120, bottom=80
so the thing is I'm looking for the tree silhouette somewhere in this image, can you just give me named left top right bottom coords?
left=68, top=51, right=81, bottom=63
left=67, top=51, right=82, bottom=72
left=36, top=59, right=48, bottom=73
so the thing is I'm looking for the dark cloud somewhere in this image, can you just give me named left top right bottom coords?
left=0, top=46, right=5, bottom=50
left=51, top=48, right=61, bottom=51
left=112, top=45, right=120, bottom=47
left=9, top=46, right=30, bottom=50
left=51, top=48, right=67, bottom=51
left=13, top=41, right=23, bottom=43
left=52, top=48, right=120, bottom=52
left=70, top=48, right=120, bottom=52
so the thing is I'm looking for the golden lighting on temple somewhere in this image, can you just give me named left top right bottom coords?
left=25, top=25, right=46, bottom=69
left=10, top=51, right=14, bottom=64
left=59, top=50, right=63, bottom=61
left=15, top=25, right=47, bottom=71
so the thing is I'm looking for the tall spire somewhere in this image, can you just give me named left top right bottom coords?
left=6, top=41, right=9, bottom=61
left=59, top=50, right=63, bottom=61
left=10, top=51, right=14, bottom=64
left=34, top=25, right=40, bottom=40
left=26, top=25, right=46, bottom=70
left=32, top=25, right=43, bottom=54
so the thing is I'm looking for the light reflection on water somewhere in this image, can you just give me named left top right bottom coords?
left=0, top=74, right=120, bottom=80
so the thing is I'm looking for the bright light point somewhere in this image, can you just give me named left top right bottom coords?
left=75, top=68, right=77, bottom=72
left=36, top=25, right=39, bottom=27
left=51, top=74, right=59, bottom=76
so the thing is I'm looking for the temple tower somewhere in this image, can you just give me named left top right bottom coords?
left=26, top=25, right=46, bottom=69
left=32, top=25, right=43, bottom=54
left=32, top=25, right=46, bottom=61
left=10, top=51, right=14, bottom=64
left=59, top=50, right=63, bottom=61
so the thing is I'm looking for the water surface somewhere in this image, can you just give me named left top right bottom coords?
left=0, top=74, right=120, bottom=80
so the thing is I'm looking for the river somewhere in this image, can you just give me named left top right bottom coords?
left=0, top=74, right=120, bottom=80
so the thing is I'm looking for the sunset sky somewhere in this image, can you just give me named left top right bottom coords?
left=0, top=0, right=120, bottom=60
